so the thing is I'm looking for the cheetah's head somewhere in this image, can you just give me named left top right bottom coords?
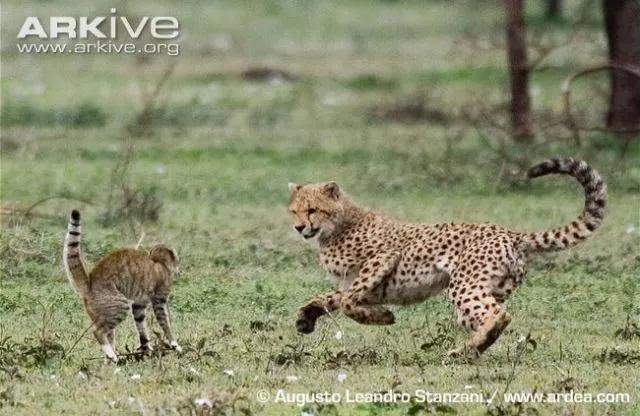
left=288, top=181, right=346, bottom=240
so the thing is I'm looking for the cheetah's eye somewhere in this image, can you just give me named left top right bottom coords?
left=308, top=208, right=316, bottom=215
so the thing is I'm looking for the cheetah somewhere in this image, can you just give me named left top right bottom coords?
left=288, top=158, right=606, bottom=355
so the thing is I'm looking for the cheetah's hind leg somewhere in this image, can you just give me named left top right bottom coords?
left=471, top=309, right=512, bottom=353
left=447, top=310, right=512, bottom=357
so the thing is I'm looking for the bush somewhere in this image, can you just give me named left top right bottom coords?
left=1, top=101, right=107, bottom=127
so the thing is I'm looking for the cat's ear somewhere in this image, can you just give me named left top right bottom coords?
left=150, top=245, right=177, bottom=264
left=288, top=182, right=301, bottom=193
left=322, top=181, right=340, bottom=199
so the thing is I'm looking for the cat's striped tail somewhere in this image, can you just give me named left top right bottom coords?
left=523, top=158, right=606, bottom=252
left=63, top=209, right=90, bottom=298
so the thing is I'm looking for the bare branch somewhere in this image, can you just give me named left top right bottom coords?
left=23, top=196, right=94, bottom=217
left=133, top=60, right=178, bottom=136
left=561, top=63, right=640, bottom=145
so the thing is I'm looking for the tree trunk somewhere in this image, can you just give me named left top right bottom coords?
left=603, top=0, right=640, bottom=137
left=546, top=0, right=562, bottom=20
left=504, top=0, right=533, bottom=141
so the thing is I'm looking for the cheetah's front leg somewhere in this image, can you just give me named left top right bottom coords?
left=340, top=252, right=400, bottom=326
left=296, top=291, right=342, bottom=334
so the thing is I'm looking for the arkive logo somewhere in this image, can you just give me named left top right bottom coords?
left=17, top=8, right=179, bottom=39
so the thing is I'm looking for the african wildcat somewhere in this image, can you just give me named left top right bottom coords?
left=63, top=209, right=181, bottom=362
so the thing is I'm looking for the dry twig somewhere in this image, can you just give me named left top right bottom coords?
left=561, top=63, right=640, bottom=146
left=132, top=61, right=178, bottom=136
left=24, top=195, right=93, bottom=217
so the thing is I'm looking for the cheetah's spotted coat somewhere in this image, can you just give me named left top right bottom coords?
left=288, top=158, right=606, bottom=355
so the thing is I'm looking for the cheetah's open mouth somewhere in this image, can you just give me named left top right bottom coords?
left=303, top=228, right=319, bottom=239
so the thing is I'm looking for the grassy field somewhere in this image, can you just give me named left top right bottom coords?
left=1, top=1, right=639, bottom=415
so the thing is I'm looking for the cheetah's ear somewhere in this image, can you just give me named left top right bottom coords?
left=288, top=182, right=301, bottom=193
left=322, top=181, right=341, bottom=199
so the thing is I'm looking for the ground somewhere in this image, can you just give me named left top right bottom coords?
left=1, top=1, right=639, bottom=415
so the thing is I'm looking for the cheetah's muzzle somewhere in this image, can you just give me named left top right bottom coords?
left=303, top=228, right=319, bottom=239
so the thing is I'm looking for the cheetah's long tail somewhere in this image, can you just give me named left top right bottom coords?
left=523, top=158, right=606, bottom=252
left=63, top=209, right=90, bottom=298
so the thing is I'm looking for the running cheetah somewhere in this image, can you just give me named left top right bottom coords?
left=288, top=158, right=606, bottom=355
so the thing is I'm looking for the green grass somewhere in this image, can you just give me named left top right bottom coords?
left=1, top=1, right=640, bottom=415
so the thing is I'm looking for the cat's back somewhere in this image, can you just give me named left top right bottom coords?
left=89, top=248, right=152, bottom=283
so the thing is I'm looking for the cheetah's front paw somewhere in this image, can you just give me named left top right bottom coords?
left=296, top=316, right=316, bottom=334
left=296, top=304, right=325, bottom=334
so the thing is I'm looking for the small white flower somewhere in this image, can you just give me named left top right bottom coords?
left=334, top=330, right=343, bottom=340
left=113, top=368, right=122, bottom=375
left=531, top=85, right=541, bottom=97
left=49, top=374, right=57, bottom=380
left=323, top=96, right=337, bottom=106
left=211, top=34, right=232, bottom=51
left=323, top=93, right=344, bottom=107
left=286, top=375, right=299, bottom=383
left=131, top=373, right=141, bottom=380
left=223, top=369, right=234, bottom=376
left=189, top=367, right=199, bottom=375
left=337, top=372, right=347, bottom=383
left=626, top=225, right=636, bottom=234
left=77, top=371, right=87, bottom=380
left=194, top=398, right=212, bottom=407
left=155, top=164, right=166, bottom=175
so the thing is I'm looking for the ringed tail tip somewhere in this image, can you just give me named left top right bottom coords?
left=524, top=157, right=606, bottom=252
